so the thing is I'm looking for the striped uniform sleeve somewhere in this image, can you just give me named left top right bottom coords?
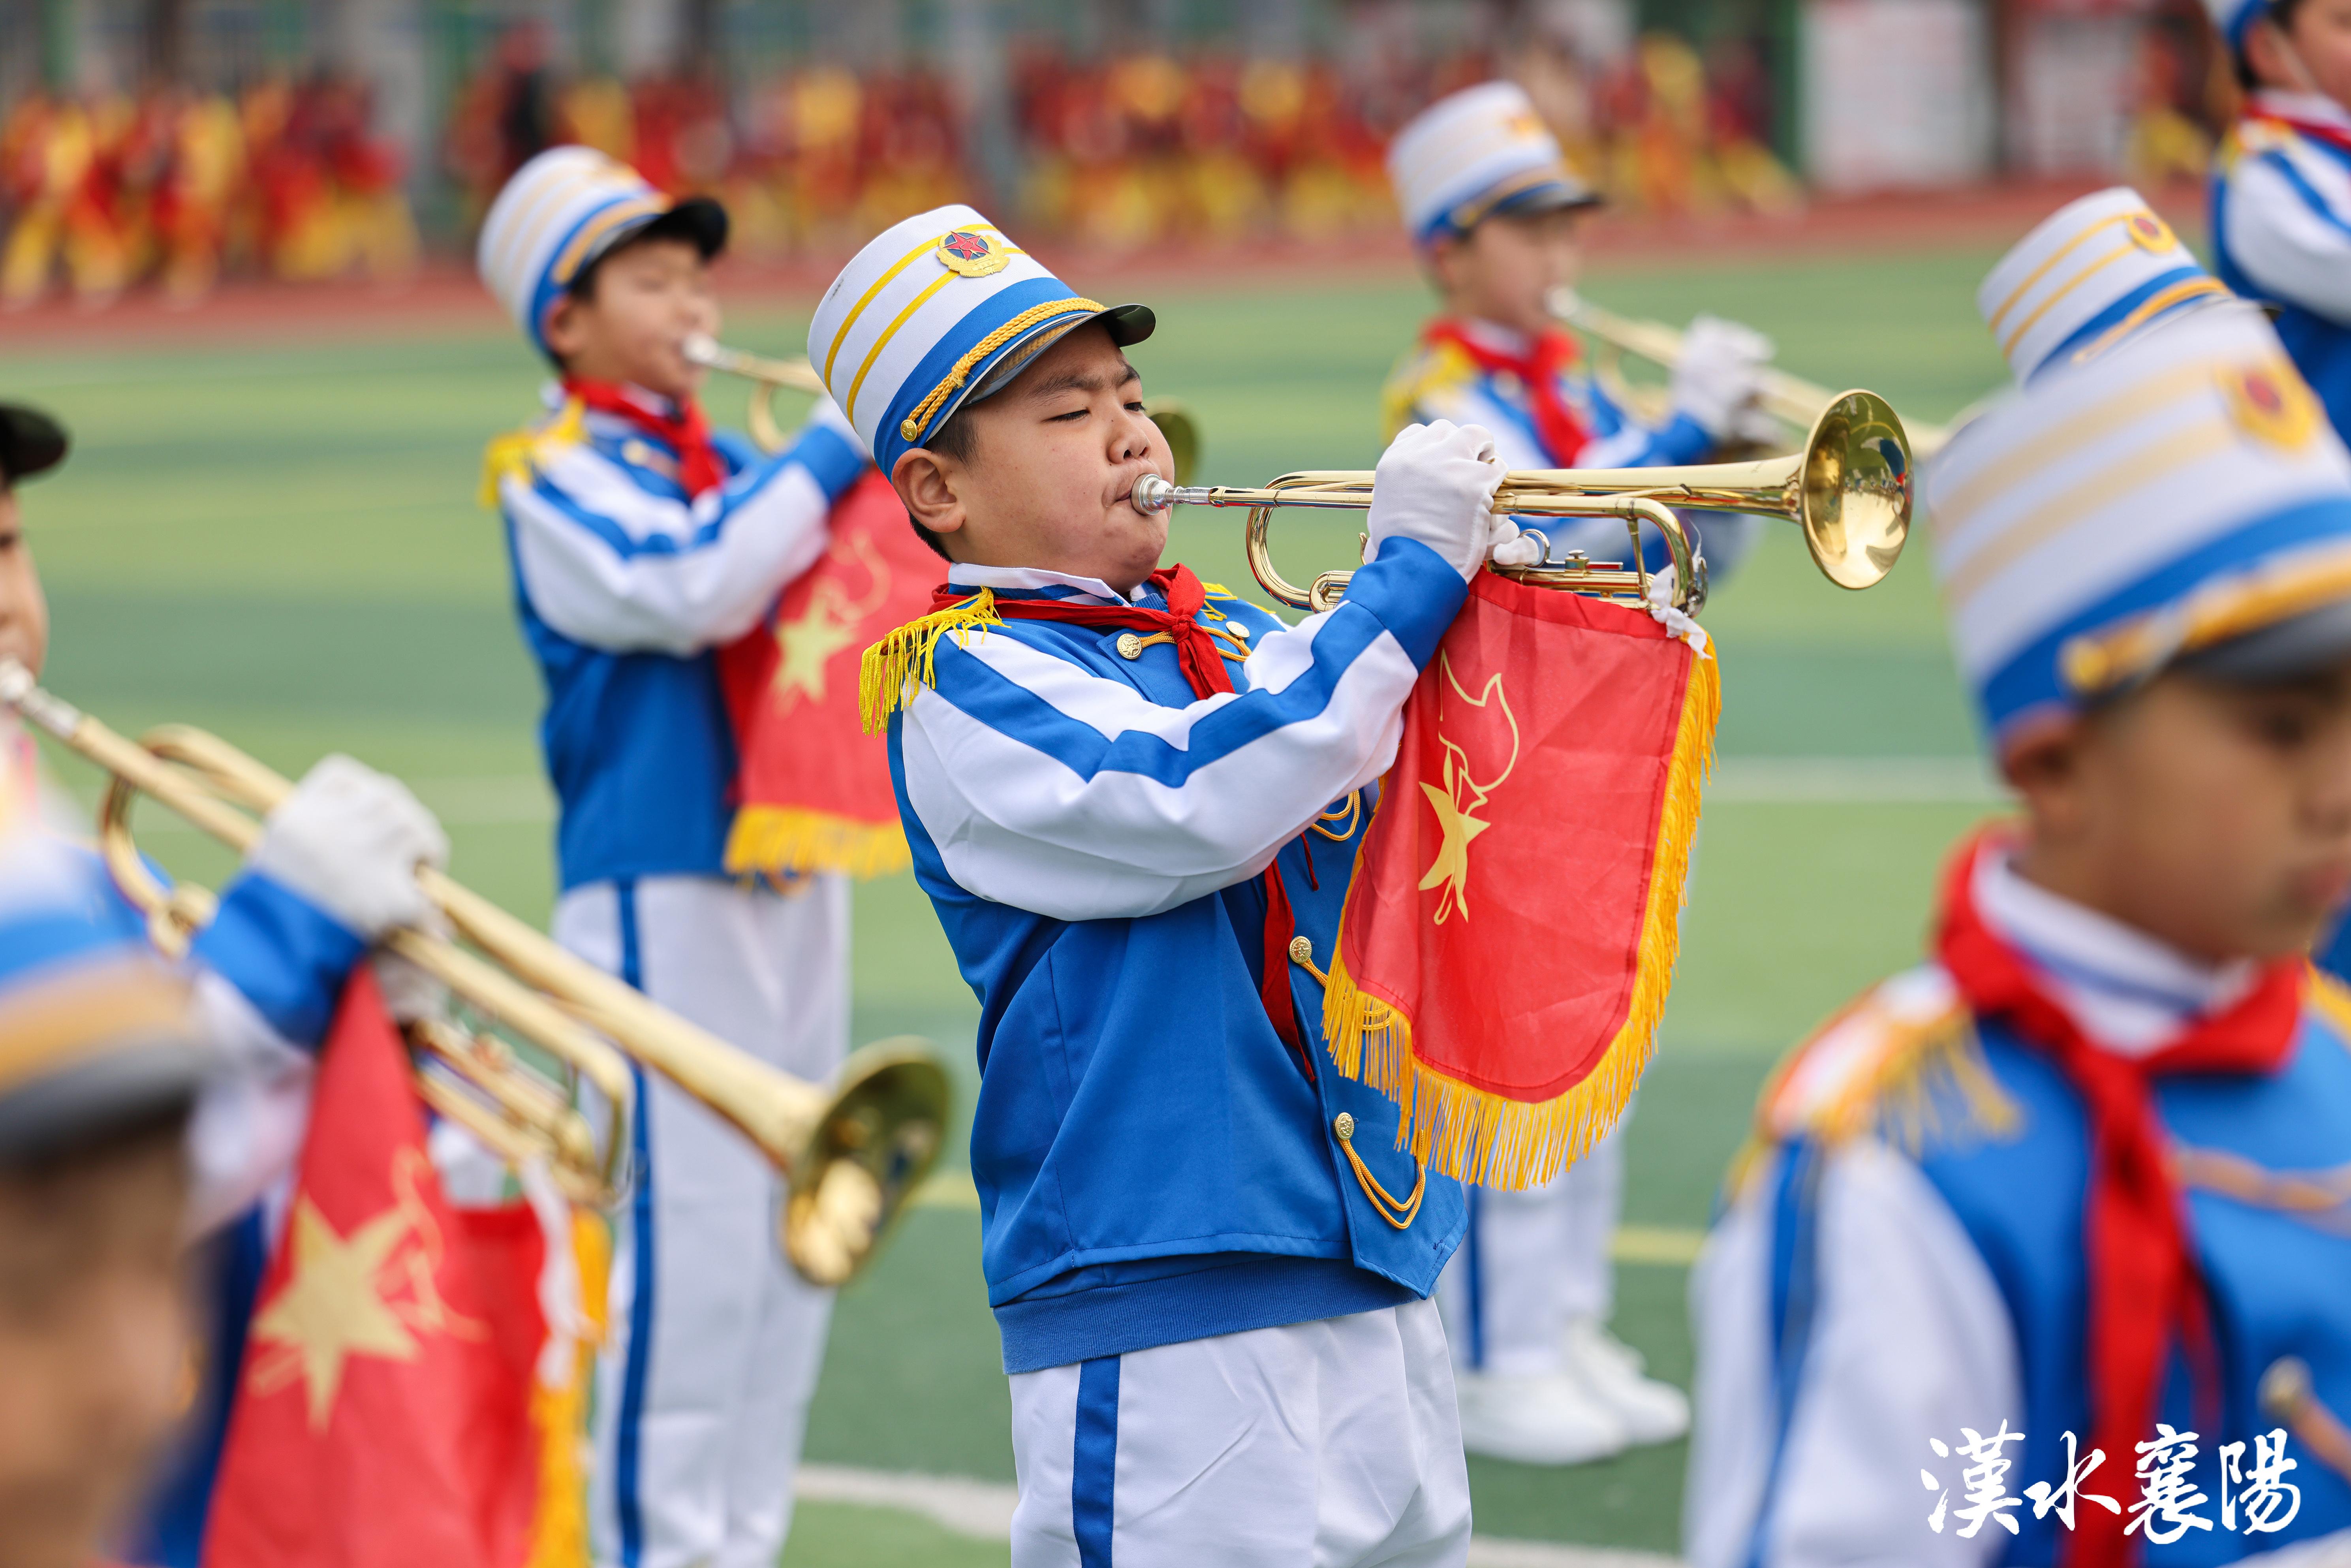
left=2223, top=146, right=2351, bottom=325
left=503, top=410, right=870, bottom=656
left=1684, top=1139, right=2018, bottom=1568
left=1577, top=375, right=1714, bottom=470
left=898, top=536, right=1469, bottom=921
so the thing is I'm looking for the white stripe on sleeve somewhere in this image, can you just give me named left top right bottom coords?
left=899, top=609, right=1417, bottom=921
left=2227, top=151, right=2351, bottom=325
left=505, top=446, right=834, bottom=655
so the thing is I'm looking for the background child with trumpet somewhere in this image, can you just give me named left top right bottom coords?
left=1379, top=79, right=1760, bottom=1469
left=473, top=147, right=873, bottom=1568
left=825, top=200, right=1548, bottom=1565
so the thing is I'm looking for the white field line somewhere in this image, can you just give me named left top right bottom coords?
left=793, top=1465, right=1685, bottom=1565
left=103, top=757, right=1999, bottom=834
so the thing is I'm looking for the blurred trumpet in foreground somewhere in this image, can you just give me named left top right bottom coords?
left=1133, top=390, right=1911, bottom=614
left=0, top=660, right=951, bottom=1287
left=686, top=332, right=1205, bottom=484
left=1551, top=288, right=1956, bottom=459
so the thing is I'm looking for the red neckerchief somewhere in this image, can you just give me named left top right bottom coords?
left=1423, top=318, right=1590, bottom=466
left=1934, top=828, right=2304, bottom=1568
left=564, top=378, right=726, bottom=499
left=937, top=564, right=1314, bottom=1077
left=2244, top=94, right=2351, bottom=158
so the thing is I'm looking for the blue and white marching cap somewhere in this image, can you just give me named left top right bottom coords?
left=1927, top=306, right=2351, bottom=749
left=0, top=819, right=207, bottom=1163
left=1979, top=188, right=2233, bottom=384
left=2204, top=0, right=2266, bottom=55
left=1387, top=81, right=1599, bottom=245
left=477, top=146, right=727, bottom=359
left=808, top=205, right=1153, bottom=475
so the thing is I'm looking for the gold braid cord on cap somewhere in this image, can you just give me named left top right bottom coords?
left=898, top=298, right=1104, bottom=443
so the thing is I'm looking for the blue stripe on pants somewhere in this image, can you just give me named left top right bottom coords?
left=1073, top=1355, right=1120, bottom=1567
left=613, top=881, right=655, bottom=1568
left=1464, top=1184, right=1486, bottom=1370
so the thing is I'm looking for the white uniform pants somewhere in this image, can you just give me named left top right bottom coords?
left=1007, top=1299, right=1471, bottom=1568
left=556, top=874, right=850, bottom=1568
left=1436, top=1113, right=1627, bottom=1376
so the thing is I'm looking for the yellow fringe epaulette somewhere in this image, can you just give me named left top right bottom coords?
left=479, top=398, right=587, bottom=508
left=1379, top=339, right=1480, bottom=445
left=1319, top=642, right=1721, bottom=1191
left=1723, top=964, right=2021, bottom=1198
left=857, top=589, right=1003, bottom=733
left=2306, top=965, right=2351, bottom=1040
left=724, top=807, right=911, bottom=881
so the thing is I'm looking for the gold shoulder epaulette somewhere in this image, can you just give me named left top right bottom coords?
left=479, top=397, right=586, bottom=508
left=1735, top=966, right=2018, bottom=1182
left=2306, top=966, right=2351, bottom=1042
left=857, top=590, right=1002, bottom=733
left=1379, top=340, right=1477, bottom=445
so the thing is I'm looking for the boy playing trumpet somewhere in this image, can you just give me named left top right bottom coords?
left=823, top=203, right=1539, bottom=1564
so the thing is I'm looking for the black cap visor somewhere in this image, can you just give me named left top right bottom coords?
left=0, top=1036, right=212, bottom=1170
left=0, top=404, right=68, bottom=487
left=2172, top=596, right=2351, bottom=686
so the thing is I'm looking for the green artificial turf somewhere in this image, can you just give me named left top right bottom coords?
left=0, top=239, right=2016, bottom=1558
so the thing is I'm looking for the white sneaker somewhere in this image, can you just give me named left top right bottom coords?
left=1453, top=1368, right=1631, bottom=1466
left=1562, top=1314, right=1691, bottom=1446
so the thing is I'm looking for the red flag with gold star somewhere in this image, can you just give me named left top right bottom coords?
left=202, top=970, right=541, bottom=1568
left=1321, top=572, right=1720, bottom=1189
left=718, top=470, right=941, bottom=879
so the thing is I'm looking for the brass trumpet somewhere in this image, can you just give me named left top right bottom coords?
left=683, top=333, right=1206, bottom=483
left=1131, top=390, right=1912, bottom=615
left=0, top=661, right=951, bottom=1288
left=1550, top=288, right=1957, bottom=459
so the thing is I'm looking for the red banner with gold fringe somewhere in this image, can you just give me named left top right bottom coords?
left=718, top=471, right=942, bottom=880
left=1321, top=571, right=1719, bottom=1188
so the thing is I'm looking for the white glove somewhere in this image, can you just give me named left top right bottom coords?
left=370, top=950, right=449, bottom=1025
left=1671, top=315, right=1775, bottom=439
left=1363, top=420, right=1509, bottom=583
left=246, top=755, right=447, bottom=940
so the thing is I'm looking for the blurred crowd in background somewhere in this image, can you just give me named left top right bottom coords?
left=0, top=0, right=2240, bottom=310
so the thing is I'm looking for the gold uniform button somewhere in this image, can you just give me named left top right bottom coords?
left=1115, top=632, right=1144, bottom=660
left=1333, top=1111, right=1356, bottom=1141
left=1228, top=622, right=1250, bottom=640
left=1288, top=935, right=1313, bottom=965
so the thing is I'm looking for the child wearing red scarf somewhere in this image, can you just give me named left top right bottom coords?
left=1380, top=80, right=1778, bottom=1466
left=474, top=149, right=871, bottom=1568
left=1687, top=304, right=2351, bottom=1566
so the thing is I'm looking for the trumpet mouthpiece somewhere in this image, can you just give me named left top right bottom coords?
left=1131, top=474, right=1178, bottom=513
left=680, top=333, right=724, bottom=368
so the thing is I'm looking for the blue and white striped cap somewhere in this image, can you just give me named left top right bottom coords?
left=1387, top=82, right=1599, bottom=246
left=476, top=146, right=727, bottom=360
left=808, top=205, right=1153, bottom=476
left=1927, top=305, right=2351, bottom=751
left=2205, top=0, right=2266, bottom=55
left=1979, top=188, right=2233, bottom=384
left=0, top=821, right=206, bottom=1163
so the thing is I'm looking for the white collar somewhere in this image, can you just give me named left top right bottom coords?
left=2250, top=88, right=2351, bottom=133
left=945, top=564, right=1137, bottom=605
left=1456, top=318, right=1534, bottom=358
left=1974, top=846, right=2255, bottom=1058
left=541, top=380, right=680, bottom=416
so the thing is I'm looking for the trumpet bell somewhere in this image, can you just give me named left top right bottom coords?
left=1145, top=400, right=1201, bottom=489
left=783, top=1040, right=951, bottom=1287
left=1797, top=391, right=1911, bottom=590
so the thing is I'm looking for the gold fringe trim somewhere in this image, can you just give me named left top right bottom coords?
left=1721, top=987, right=2022, bottom=1202
left=858, top=590, right=1003, bottom=734
left=1320, top=643, right=1722, bottom=1189
left=723, top=806, right=911, bottom=881
left=480, top=399, right=586, bottom=508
